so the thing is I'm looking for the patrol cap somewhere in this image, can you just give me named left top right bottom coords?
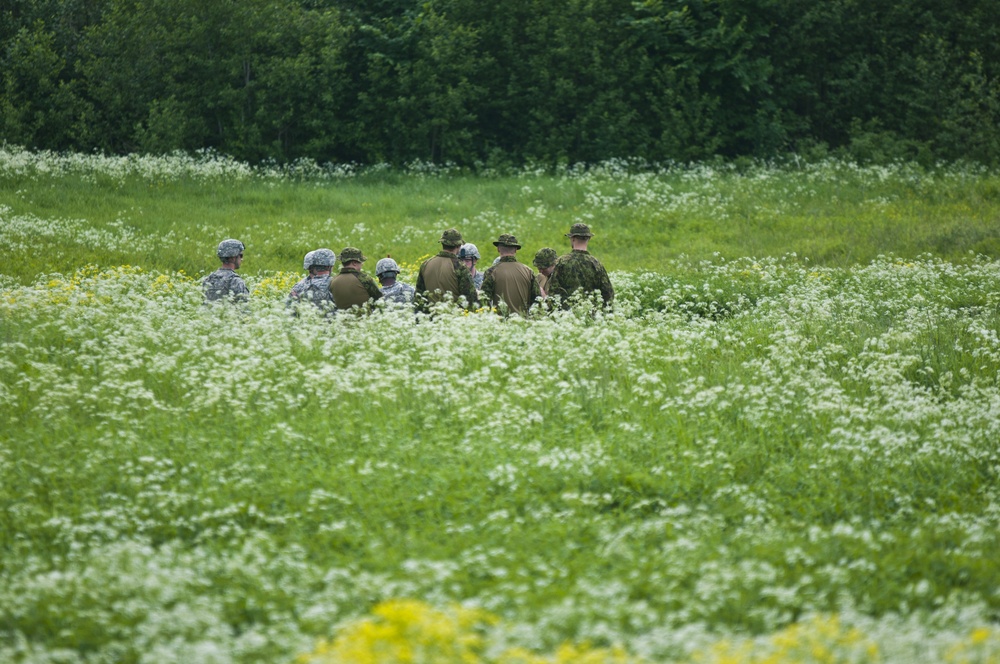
left=458, top=243, right=481, bottom=260
left=375, top=257, right=400, bottom=277
left=302, top=250, right=317, bottom=271
left=492, top=234, right=521, bottom=249
left=339, top=247, right=367, bottom=264
left=533, top=247, right=558, bottom=268
left=217, top=239, right=245, bottom=259
left=439, top=228, right=464, bottom=247
left=565, top=223, right=594, bottom=238
left=311, top=248, right=337, bottom=267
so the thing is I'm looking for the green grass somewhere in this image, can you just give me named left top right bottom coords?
left=2, top=150, right=1000, bottom=663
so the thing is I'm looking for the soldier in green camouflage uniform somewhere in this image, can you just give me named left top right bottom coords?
left=532, top=247, right=558, bottom=298
left=203, top=239, right=250, bottom=304
left=415, top=228, right=479, bottom=311
left=481, top=234, right=541, bottom=317
left=547, top=223, right=614, bottom=310
left=331, top=247, right=383, bottom=314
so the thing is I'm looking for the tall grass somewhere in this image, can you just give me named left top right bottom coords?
left=2, top=148, right=1000, bottom=662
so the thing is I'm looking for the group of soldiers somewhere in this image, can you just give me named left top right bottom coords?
left=202, top=223, right=614, bottom=316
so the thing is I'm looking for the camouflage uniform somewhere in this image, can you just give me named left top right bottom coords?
left=381, top=281, right=416, bottom=305
left=287, top=249, right=337, bottom=314
left=547, top=224, right=614, bottom=309
left=533, top=247, right=558, bottom=297
left=202, top=268, right=249, bottom=303
left=481, top=234, right=540, bottom=316
left=375, top=257, right=416, bottom=305
left=459, top=243, right=484, bottom=290
left=330, top=247, right=383, bottom=313
left=203, top=239, right=249, bottom=303
left=416, top=229, right=479, bottom=310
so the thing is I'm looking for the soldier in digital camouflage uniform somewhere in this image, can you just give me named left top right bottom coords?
left=547, top=223, right=614, bottom=309
left=203, top=239, right=250, bottom=303
left=481, top=233, right=541, bottom=317
left=375, top=257, right=416, bottom=305
left=287, top=248, right=337, bottom=315
left=331, top=247, right=383, bottom=314
left=458, top=243, right=484, bottom=290
left=532, top=247, right=558, bottom=297
left=415, top=228, right=479, bottom=311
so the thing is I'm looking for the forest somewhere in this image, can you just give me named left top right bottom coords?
left=2, top=0, right=999, bottom=167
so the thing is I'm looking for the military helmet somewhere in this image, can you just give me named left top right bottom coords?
left=492, top=234, right=521, bottom=249
left=311, top=248, right=337, bottom=267
left=533, top=247, right=558, bottom=268
left=375, top=257, right=401, bottom=277
left=439, top=228, right=464, bottom=247
left=217, top=239, right=245, bottom=259
left=565, top=223, right=594, bottom=238
left=339, top=247, right=367, bottom=264
left=458, top=243, right=480, bottom=260
left=302, top=250, right=317, bottom=271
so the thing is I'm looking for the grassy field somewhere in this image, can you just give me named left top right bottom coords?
left=2, top=148, right=1000, bottom=663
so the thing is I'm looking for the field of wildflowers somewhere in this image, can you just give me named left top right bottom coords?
left=2, top=149, right=1000, bottom=663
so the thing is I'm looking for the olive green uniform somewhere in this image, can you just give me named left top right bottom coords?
left=482, top=256, right=541, bottom=316
left=415, top=252, right=479, bottom=309
left=330, top=267, right=383, bottom=312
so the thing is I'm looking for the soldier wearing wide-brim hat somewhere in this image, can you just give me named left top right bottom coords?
left=481, top=233, right=540, bottom=317
left=415, top=228, right=479, bottom=311
left=548, top=223, right=614, bottom=309
left=330, top=246, right=382, bottom=313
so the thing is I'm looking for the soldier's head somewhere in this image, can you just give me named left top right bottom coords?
left=439, top=228, right=464, bottom=252
left=458, top=243, right=480, bottom=271
left=375, top=256, right=401, bottom=285
left=310, top=248, right=337, bottom=274
left=492, top=234, right=521, bottom=257
left=533, top=247, right=557, bottom=276
left=217, top=239, right=245, bottom=268
left=566, top=223, right=593, bottom=249
left=339, top=247, right=366, bottom=269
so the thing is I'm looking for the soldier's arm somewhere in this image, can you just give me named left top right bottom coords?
left=481, top=269, right=496, bottom=307
left=528, top=269, right=542, bottom=308
left=599, top=265, right=614, bottom=305
left=362, top=274, right=383, bottom=301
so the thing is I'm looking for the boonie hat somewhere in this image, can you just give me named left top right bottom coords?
left=533, top=247, right=558, bottom=268
left=566, top=223, right=594, bottom=238
left=375, top=257, right=401, bottom=277
left=339, top=247, right=367, bottom=263
left=492, top=234, right=521, bottom=249
left=439, top=228, right=464, bottom=247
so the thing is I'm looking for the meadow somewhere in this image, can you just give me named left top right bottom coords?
left=2, top=147, right=1000, bottom=663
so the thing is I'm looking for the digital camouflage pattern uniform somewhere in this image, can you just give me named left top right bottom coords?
left=381, top=281, right=416, bottom=304
left=287, top=248, right=337, bottom=315
left=416, top=229, right=479, bottom=310
left=330, top=247, right=382, bottom=313
left=481, top=234, right=540, bottom=316
left=547, top=224, right=614, bottom=309
left=203, top=239, right=249, bottom=303
left=375, top=257, right=416, bottom=305
left=202, top=268, right=249, bottom=303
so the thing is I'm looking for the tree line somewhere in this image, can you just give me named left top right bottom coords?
left=2, top=0, right=998, bottom=167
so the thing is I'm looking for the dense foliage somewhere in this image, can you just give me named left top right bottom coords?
left=3, top=0, right=999, bottom=166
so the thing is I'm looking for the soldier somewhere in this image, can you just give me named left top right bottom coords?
left=547, top=223, right=614, bottom=310
left=415, top=228, right=479, bottom=310
left=287, top=248, right=337, bottom=314
left=375, top=257, right=416, bottom=305
left=458, top=243, right=484, bottom=290
left=532, top=247, right=558, bottom=297
left=331, top=247, right=383, bottom=313
left=203, top=239, right=249, bottom=303
left=481, top=234, right=541, bottom=317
